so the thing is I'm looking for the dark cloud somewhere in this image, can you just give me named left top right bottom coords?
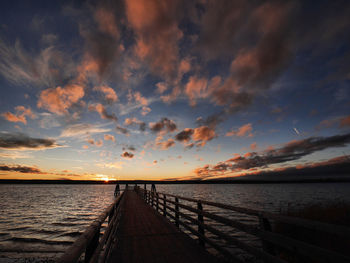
left=149, top=118, right=177, bottom=133
left=116, top=125, right=130, bottom=136
left=196, top=111, right=226, bottom=128
left=196, top=133, right=350, bottom=175
left=121, top=151, right=134, bottom=159
left=175, top=128, right=194, bottom=142
left=227, top=156, right=350, bottom=180
left=0, top=165, right=42, bottom=174
left=78, top=1, right=123, bottom=78
left=122, top=145, right=136, bottom=152
left=0, top=132, right=60, bottom=149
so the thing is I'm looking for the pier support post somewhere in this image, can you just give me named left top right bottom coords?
left=175, top=197, right=179, bottom=227
left=259, top=215, right=275, bottom=255
left=197, top=202, right=205, bottom=247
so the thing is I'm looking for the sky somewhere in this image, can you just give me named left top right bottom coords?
left=0, top=0, right=349, bottom=181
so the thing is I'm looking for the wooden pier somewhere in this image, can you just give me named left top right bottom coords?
left=107, top=190, right=217, bottom=263
left=58, top=185, right=350, bottom=263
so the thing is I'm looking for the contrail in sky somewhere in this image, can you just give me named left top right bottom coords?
left=293, top=127, right=300, bottom=135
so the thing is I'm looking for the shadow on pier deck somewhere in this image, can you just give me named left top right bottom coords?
left=107, top=190, right=217, bottom=263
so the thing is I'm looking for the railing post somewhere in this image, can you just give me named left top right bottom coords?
left=259, top=214, right=275, bottom=255
left=156, top=193, right=159, bottom=212
left=197, top=201, right=205, bottom=247
left=85, top=227, right=99, bottom=263
left=144, top=184, right=147, bottom=200
left=175, top=197, right=179, bottom=228
left=151, top=191, right=154, bottom=207
left=163, top=194, right=167, bottom=217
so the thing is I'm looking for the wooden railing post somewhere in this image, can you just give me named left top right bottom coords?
left=163, top=194, right=167, bottom=217
left=259, top=214, right=275, bottom=255
left=197, top=201, right=205, bottom=247
left=85, top=227, right=99, bottom=263
left=151, top=191, right=154, bottom=207
left=175, top=197, right=179, bottom=227
left=156, top=193, right=159, bottom=212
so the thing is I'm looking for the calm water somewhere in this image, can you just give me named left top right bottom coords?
left=0, top=183, right=349, bottom=260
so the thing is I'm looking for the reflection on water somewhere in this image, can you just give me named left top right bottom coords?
left=0, top=183, right=349, bottom=260
left=0, top=184, right=114, bottom=259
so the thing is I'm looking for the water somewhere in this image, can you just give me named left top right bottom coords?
left=0, top=183, right=349, bottom=261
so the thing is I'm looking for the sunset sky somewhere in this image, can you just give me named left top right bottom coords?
left=0, top=0, right=349, bottom=181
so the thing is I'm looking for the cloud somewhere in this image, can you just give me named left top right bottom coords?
left=193, top=126, right=216, bottom=147
left=37, top=84, right=84, bottom=115
left=155, top=138, right=175, bottom=150
left=78, top=3, right=122, bottom=79
left=226, top=123, right=253, bottom=137
left=104, top=134, right=115, bottom=142
left=2, top=106, right=36, bottom=124
left=194, top=132, right=350, bottom=176
left=121, top=151, right=134, bottom=159
left=175, top=128, right=194, bottom=142
left=0, top=165, right=43, bottom=174
left=340, top=115, right=350, bottom=127
left=116, top=125, right=130, bottom=136
left=0, top=151, right=32, bottom=159
left=174, top=126, right=216, bottom=147
left=149, top=118, right=177, bottom=134
left=60, top=123, right=110, bottom=137
left=124, top=117, right=146, bottom=131
left=250, top=142, right=257, bottom=151
left=0, top=38, right=74, bottom=88
left=93, top=85, right=118, bottom=102
left=88, top=103, right=118, bottom=122
left=125, top=0, right=183, bottom=80
left=0, top=132, right=60, bottom=150
left=185, top=76, right=209, bottom=106
left=86, top=138, right=103, bottom=147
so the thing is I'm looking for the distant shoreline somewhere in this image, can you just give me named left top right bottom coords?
left=1, top=178, right=350, bottom=184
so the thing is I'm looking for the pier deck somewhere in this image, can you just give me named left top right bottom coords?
left=107, top=190, right=218, bottom=263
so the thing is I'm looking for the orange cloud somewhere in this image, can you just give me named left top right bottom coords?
left=125, top=0, right=182, bottom=79
left=250, top=142, right=257, bottom=150
left=94, top=85, right=118, bottom=102
left=2, top=106, right=36, bottom=124
left=226, top=123, right=253, bottom=137
left=193, top=126, right=216, bottom=147
left=37, top=84, right=84, bottom=115
left=185, top=76, right=208, bottom=106
left=340, top=115, right=350, bottom=127
left=156, top=138, right=175, bottom=150
left=88, top=103, right=118, bottom=122
left=104, top=134, right=115, bottom=142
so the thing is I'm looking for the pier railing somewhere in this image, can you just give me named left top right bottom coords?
left=136, top=187, right=350, bottom=263
left=57, top=190, right=124, bottom=263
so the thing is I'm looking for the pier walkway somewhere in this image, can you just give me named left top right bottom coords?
left=107, top=190, right=217, bottom=263
left=58, top=184, right=350, bottom=263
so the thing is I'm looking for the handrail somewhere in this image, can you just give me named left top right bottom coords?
left=155, top=191, right=350, bottom=237
left=136, top=188, right=350, bottom=263
left=57, top=191, right=124, bottom=263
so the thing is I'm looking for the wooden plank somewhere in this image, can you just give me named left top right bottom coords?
left=107, top=191, right=219, bottom=263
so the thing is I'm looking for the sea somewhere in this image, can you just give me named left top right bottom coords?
left=0, top=183, right=349, bottom=262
